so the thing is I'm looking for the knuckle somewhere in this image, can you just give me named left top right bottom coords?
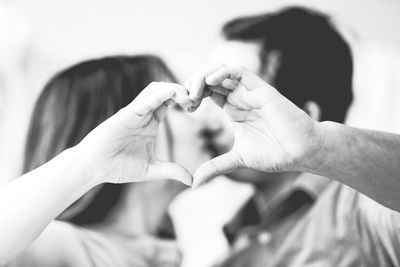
left=208, top=160, right=220, bottom=174
left=148, top=81, right=160, bottom=88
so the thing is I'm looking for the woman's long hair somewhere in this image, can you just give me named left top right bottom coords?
left=23, top=55, right=177, bottom=225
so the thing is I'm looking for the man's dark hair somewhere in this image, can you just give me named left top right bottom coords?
left=223, top=6, right=353, bottom=123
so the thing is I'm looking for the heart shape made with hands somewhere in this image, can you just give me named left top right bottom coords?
left=178, top=64, right=319, bottom=188
left=83, top=65, right=318, bottom=189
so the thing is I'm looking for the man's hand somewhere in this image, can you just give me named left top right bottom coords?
left=77, top=82, right=193, bottom=186
left=186, top=65, right=324, bottom=187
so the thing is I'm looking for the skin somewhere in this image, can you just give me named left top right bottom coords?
left=23, top=103, right=194, bottom=267
left=13, top=86, right=207, bottom=267
left=3, top=66, right=400, bottom=264
left=58, top=107, right=196, bottom=229
left=186, top=64, right=400, bottom=212
left=0, top=82, right=193, bottom=264
left=105, top=107, right=207, bottom=237
left=195, top=50, right=299, bottom=188
left=187, top=65, right=319, bottom=183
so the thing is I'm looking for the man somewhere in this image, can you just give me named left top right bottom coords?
left=188, top=64, right=400, bottom=266
left=187, top=7, right=400, bottom=266
left=3, top=63, right=400, bottom=267
left=2, top=49, right=400, bottom=266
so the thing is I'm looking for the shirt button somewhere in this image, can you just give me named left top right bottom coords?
left=257, top=231, right=271, bottom=245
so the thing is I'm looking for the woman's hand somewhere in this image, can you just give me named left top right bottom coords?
left=0, top=82, right=193, bottom=264
left=77, top=82, right=193, bottom=186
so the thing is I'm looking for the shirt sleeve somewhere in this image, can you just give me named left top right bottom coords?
left=356, top=192, right=400, bottom=266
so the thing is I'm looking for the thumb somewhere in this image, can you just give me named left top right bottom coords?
left=145, top=160, right=193, bottom=186
left=193, top=150, right=244, bottom=188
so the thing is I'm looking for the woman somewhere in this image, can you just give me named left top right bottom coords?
left=8, top=55, right=189, bottom=266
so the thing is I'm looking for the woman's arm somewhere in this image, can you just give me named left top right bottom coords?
left=0, top=82, right=192, bottom=264
left=0, top=149, right=94, bottom=264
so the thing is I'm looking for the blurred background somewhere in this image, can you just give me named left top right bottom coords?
left=1, top=0, right=400, bottom=266
left=1, top=0, right=400, bottom=180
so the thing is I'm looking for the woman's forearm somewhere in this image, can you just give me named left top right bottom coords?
left=303, top=121, right=400, bottom=211
left=0, top=147, right=98, bottom=264
left=0, top=82, right=193, bottom=264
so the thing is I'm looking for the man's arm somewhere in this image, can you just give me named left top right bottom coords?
left=307, top=121, right=400, bottom=211
left=187, top=64, right=400, bottom=212
left=0, top=82, right=192, bottom=264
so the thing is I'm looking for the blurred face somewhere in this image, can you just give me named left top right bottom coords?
left=125, top=106, right=208, bottom=231
left=59, top=106, right=194, bottom=226
left=193, top=99, right=281, bottom=185
left=160, top=105, right=214, bottom=174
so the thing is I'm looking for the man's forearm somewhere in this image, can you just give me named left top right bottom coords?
left=0, top=147, right=98, bottom=264
left=302, top=121, right=400, bottom=211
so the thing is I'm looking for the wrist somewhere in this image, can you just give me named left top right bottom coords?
left=296, top=120, right=332, bottom=173
left=58, top=146, right=103, bottom=189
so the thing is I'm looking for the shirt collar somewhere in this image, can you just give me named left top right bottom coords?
left=223, top=173, right=332, bottom=244
left=253, top=172, right=331, bottom=216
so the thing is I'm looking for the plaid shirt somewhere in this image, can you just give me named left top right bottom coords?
left=220, top=174, right=400, bottom=267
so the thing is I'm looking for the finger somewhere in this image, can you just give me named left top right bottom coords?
left=206, top=66, right=273, bottom=94
left=221, top=78, right=240, bottom=90
left=192, top=150, right=244, bottom=188
left=146, top=160, right=193, bottom=186
left=226, top=83, right=269, bottom=110
left=209, top=85, right=230, bottom=97
left=164, top=99, right=175, bottom=106
left=187, top=100, right=201, bottom=113
left=131, top=82, right=184, bottom=115
left=187, top=89, right=212, bottom=113
left=184, top=75, right=193, bottom=91
left=133, top=82, right=172, bottom=115
left=203, top=88, right=212, bottom=98
left=172, top=85, right=192, bottom=109
left=188, top=73, right=205, bottom=104
left=210, top=92, right=226, bottom=108
left=205, top=66, right=242, bottom=87
left=185, top=76, right=198, bottom=112
left=154, top=104, right=169, bottom=123
left=233, top=68, right=271, bottom=91
left=187, top=63, right=225, bottom=104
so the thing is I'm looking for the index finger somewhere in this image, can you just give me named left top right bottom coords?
left=205, top=66, right=243, bottom=87
left=130, top=82, right=189, bottom=115
left=207, top=66, right=271, bottom=93
left=186, top=63, right=225, bottom=106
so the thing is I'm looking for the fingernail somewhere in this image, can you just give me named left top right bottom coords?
left=190, top=180, right=197, bottom=188
left=187, top=106, right=196, bottom=113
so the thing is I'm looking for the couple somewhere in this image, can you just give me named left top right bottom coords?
left=3, top=7, right=400, bottom=267
left=3, top=62, right=400, bottom=267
